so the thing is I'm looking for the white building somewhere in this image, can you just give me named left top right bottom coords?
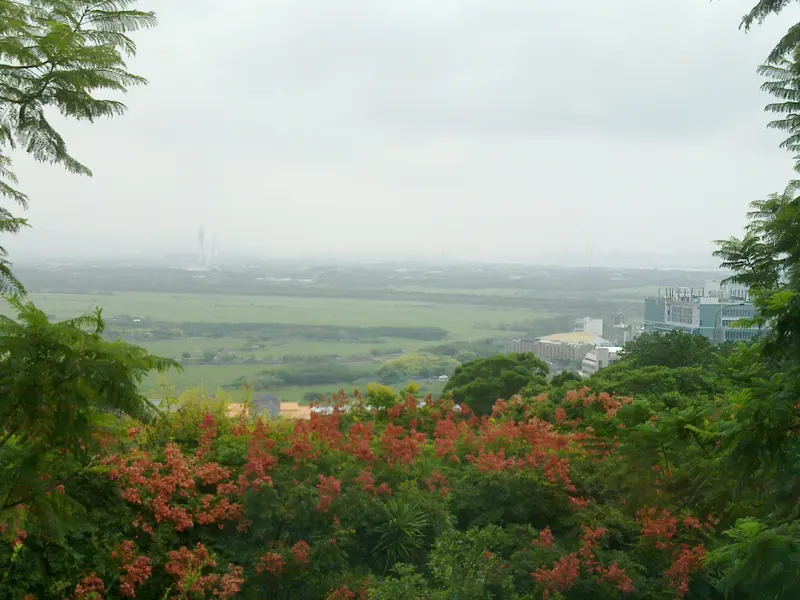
left=574, top=317, right=604, bottom=337
left=581, top=346, right=623, bottom=377
left=507, top=332, right=611, bottom=364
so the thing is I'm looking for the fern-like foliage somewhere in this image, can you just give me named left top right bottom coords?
left=706, top=518, right=800, bottom=599
left=0, top=298, right=177, bottom=527
left=0, top=0, right=156, bottom=292
left=742, top=0, right=800, bottom=63
left=758, top=49, right=800, bottom=166
left=714, top=183, right=800, bottom=355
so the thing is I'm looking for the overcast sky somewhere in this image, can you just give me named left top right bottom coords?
left=7, top=0, right=799, bottom=265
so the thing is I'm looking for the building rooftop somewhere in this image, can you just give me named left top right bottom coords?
left=538, top=332, right=610, bottom=345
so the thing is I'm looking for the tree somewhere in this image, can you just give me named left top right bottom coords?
left=741, top=0, right=800, bottom=63
left=443, top=353, right=549, bottom=416
left=757, top=48, right=800, bottom=167
left=714, top=185, right=800, bottom=361
left=0, top=298, right=176, bottom=532
left=619, top=331, right=719, bottom=370
left=377, top=352, right=460, bottom=384
left=0, top=0, right=157, bottom=292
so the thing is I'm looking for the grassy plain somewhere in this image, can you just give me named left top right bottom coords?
left=26, top=291, right=546, bottom=402
left=28, top=291, right=546, bottom=338
left=18, top=262, right=714, bottom=404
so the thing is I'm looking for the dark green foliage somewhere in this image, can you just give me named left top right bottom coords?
left=0, top=298, right=175, bottom=522
left=589, top=364, right=719, bottom=398
left=111, top=319, right=449, bottom=344
left=443, top=353, right=549, bottom=416
left=715, top=186, right=800, bottom=361
left=372, top=499, right=428, bottom=572
left=549, top=370, right=583, bottom=387
left=620, top=331, right=718, bottom=369
left=706, top=518, right=800, bottom=598
left=377, top=353, right=460, bottom=384
left=241, top=363, right=377, bottom=388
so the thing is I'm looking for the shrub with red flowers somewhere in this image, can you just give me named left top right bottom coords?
left=6, top=383, right=724, bottom=600
left=112, top=541, right=152, bottom=598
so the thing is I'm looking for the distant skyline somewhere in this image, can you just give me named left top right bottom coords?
left=12, top=239, right=723, bottom=271
left=5, top=0, right=797, bottom=264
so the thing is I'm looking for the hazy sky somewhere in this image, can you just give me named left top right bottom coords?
left=7, top=0, right=799, bottom=264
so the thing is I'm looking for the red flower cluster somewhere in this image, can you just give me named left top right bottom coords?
left=563, top=389, right=633, bottom=420
left=112, top=541, right=152, bottom=598
left=242, top=419, right=279, bottom=489
left=469, top=448, right=519, bottom=473
left=532, top=553, right=581, bottom=599
left=292, top=541, right=311, bottom=567
left=164, top=543, right=242, bottom=598
left=380, top=423, right=426, bottom=467
left=110, top=432, right=242, bottom=532
left=196, top=412, right=217, bottom=459
left=599, top=561, right=636, bottom=594
left=216, top=565, right=245, bottom=599
left=256, top=552, right=286, bottom=576
left=316, top=474, right=342, bottom=513
left=425, top=471, right=450, bottom=496
left=344, top=423, right=376, bottom=462
left=637, top=507, right=678, bottom=550
left=73, top=573, right=105, bottom=600
left=532, top=527, right=555, bottom=551
left=326, top=585, right=367, bottom=600
left=352, top=469, right=391, bottom=496
left=665, top=544, right=706, bottom=598
left=533, top=526, right=634, bottom=598
left=433, top=418, right=459, bottom=458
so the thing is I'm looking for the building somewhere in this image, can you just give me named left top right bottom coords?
left=574, top=317, right=604, bottom=337
left=278, top=402, right=312, bottom=420
left=508, top=332, right=613, bottom=365
left=581, top=346, right=623, bottom=377
left=603, top=310, right=640, bottom=346
left=644, top=281, right=763, bottom=343
left=226, top=403, right=249, bottom=419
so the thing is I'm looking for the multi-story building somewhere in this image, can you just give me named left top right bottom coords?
left=603, top=311, right=640, bottom=346
left=581, top=346, right=623, bottom=377
left=507, top=332, right=612, bottom=366
left=644, top=281, right=763, bottom=343
left=574, top=317, right=604, bottom=337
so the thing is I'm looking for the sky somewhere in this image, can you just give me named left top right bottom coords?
left=6, top=0, right=800, bottom=266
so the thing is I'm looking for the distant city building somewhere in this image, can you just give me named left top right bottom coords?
left=644, top=281, right=764, bottom=343
left=574, top=317, right=604, bottom=337
left=279, top=402, right=312, bottom=420
left=581, top=346, right=623, bottom=377
left=603, top=310, right=640, bottom=346
left=507, top=332, right=612, bottom=365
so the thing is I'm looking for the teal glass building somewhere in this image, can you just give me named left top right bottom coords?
left=643, top=281, right=764, bottom=343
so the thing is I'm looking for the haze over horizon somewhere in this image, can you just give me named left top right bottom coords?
left=5, top=0, right=796, bottom=265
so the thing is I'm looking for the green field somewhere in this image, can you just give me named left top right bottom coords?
left=28, top=291, right=547, bottom=338
left=25, top=291, right=546, bottom=402
left=143, top=366, right=371, bottom=403
left=16, top=261, right=708, bottom=405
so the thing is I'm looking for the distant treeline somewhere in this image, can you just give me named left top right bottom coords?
left=17, top=265, right=665, bottom=317
left=107, top=318, right=448, bottom=343
left=225, top=363, right=377, bottom=390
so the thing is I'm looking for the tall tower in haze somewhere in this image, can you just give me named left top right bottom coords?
left=197, top=226, right=207, bottom=267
